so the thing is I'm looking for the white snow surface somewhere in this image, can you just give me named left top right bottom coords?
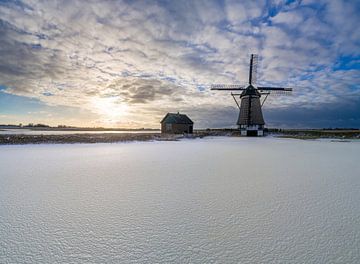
left=0, top=137, right=359, bottom=263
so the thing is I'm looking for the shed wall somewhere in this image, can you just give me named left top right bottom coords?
left=161, top=123, right=193, bottom=134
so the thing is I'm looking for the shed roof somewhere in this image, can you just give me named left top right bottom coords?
left=160, top=113, right=193, bottom=124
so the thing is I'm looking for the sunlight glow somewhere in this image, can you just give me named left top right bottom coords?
left=90, top=97, right=129, bottom=125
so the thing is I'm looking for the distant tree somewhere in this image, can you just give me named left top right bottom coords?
left=34, top=123, right=50, bottom=127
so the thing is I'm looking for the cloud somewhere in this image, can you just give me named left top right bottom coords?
left=264, top=95, right=360, bottom=128
left=102, top=78, right=183, bottom=104
left=0, top=0, right=359, bottom=128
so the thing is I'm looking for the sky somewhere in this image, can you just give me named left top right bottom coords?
left=0, top=0, right=359, bottom=129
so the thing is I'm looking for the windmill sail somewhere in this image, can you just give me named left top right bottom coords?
left=258, top=87, right=292, bottom=91
left=249, top=54, right=258, bottom=85
left=258, top=86, right=292, bottom=95
left=210, top=84, right=245, bottom=90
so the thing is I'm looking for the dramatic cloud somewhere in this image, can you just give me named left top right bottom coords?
left=0, top=0, right=359, bottom=128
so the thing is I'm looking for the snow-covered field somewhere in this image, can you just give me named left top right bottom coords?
left=1, top=137, right=359, bottom=263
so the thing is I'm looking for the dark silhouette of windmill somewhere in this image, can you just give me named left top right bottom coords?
left=211, top=54, right=292, bottom=136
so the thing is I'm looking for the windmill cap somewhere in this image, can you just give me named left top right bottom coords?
left=242, top=85, right=261, bottom=96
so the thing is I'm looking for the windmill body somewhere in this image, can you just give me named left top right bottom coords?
left=211, top=54, right=292, bottom=136
left=237, top=85, right=265, bottom=136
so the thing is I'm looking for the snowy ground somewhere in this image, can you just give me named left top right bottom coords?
left=0, top=137, right=359, bottom=263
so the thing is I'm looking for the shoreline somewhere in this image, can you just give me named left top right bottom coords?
left=0, top=130, right=359, bottom=145
left=0, top=131, right=226, bottom=145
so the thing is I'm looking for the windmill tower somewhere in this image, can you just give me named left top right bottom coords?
left=211, top=54, right=292, bottom=136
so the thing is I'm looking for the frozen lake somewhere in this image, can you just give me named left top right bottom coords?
left=1, top=137, right=359, bottom=263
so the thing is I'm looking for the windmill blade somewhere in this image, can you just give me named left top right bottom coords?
left=249, top=54, right=258, bottom=85
left=211, top=84, right=245, bottom=90
left=258, top=86, right=292, bottom=91
left=260, top=90, right=292, bottom=96
left=258, top=87, right=292, bottom=96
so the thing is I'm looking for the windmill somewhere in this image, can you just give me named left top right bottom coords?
left=211, top=54, right=292, bottom=136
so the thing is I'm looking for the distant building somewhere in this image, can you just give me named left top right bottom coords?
left=161, top=112, right=194, bottom=134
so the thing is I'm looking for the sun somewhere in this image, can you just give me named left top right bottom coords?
left=90, top=97, right=129, bottom=125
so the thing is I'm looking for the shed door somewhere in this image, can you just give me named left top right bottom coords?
left=166, top=123, right=172, bottom=131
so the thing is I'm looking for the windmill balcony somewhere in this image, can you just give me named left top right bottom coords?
left=240, top=125, right=264, bottom=137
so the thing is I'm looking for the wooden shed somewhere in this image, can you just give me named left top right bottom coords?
left=160, top=113, right=193, bottom=134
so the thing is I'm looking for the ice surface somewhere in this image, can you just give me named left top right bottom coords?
left=0, top=137, right=359, bottom=263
